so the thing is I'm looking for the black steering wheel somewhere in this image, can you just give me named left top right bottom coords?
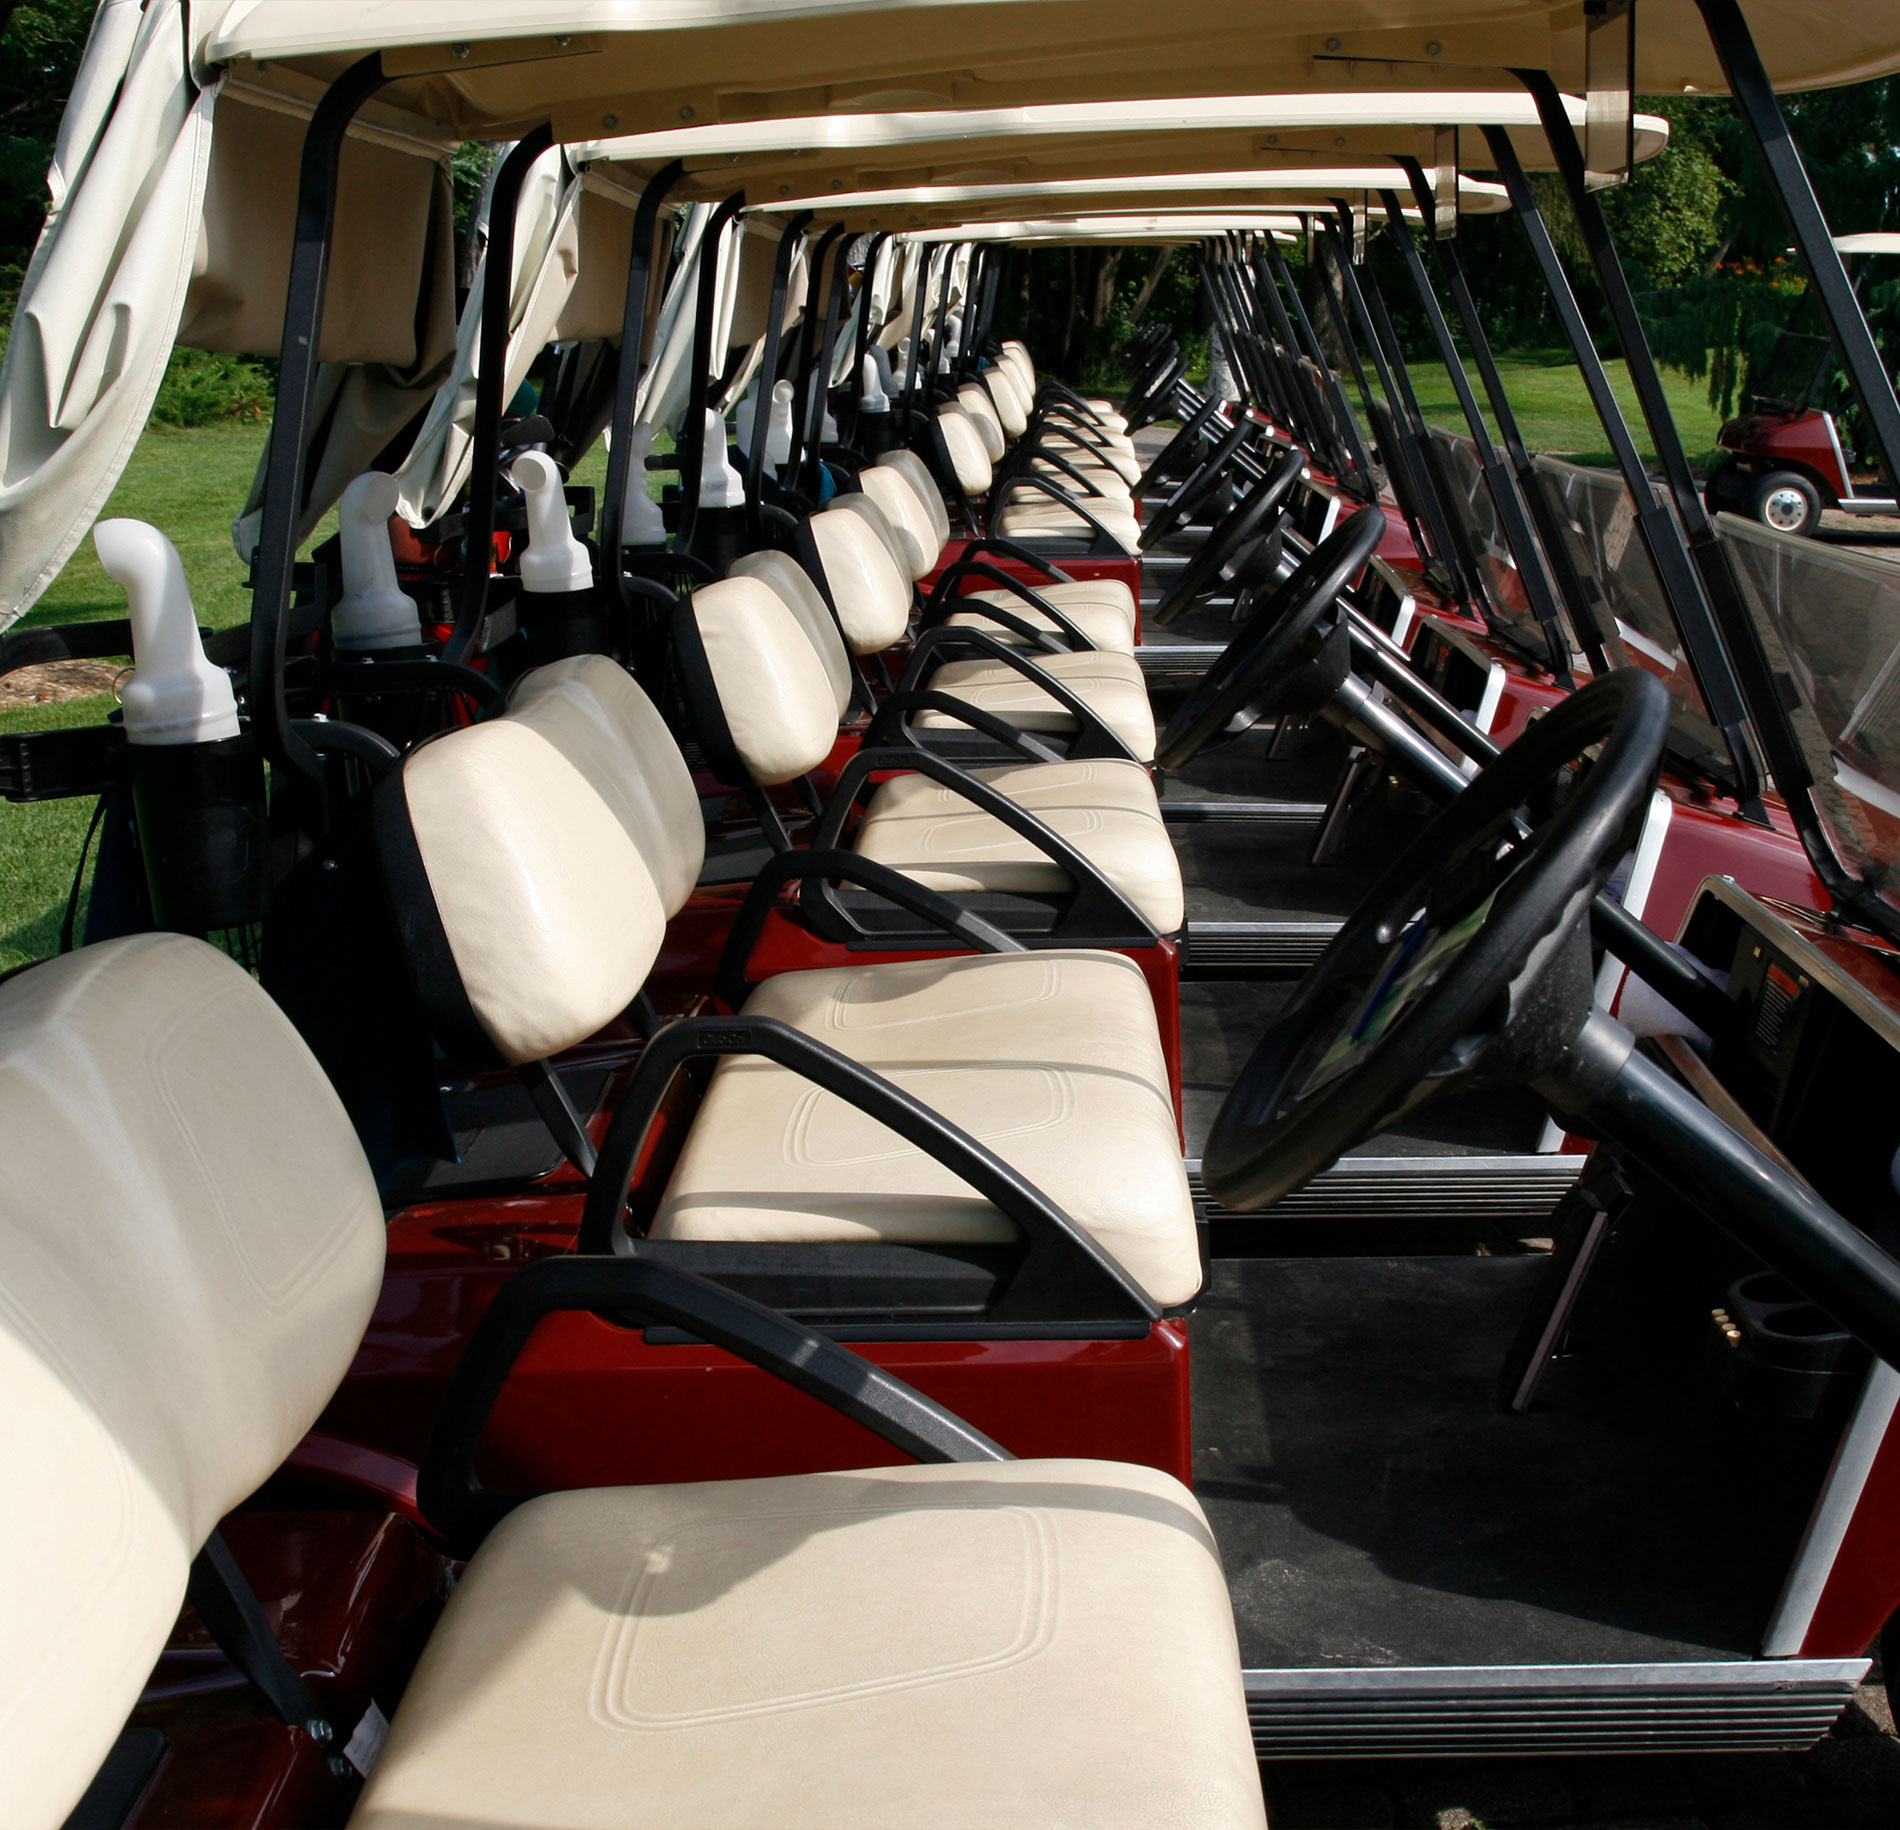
left=1150, top=447, right=1307, bottom=626
left=1204, top=667, right=1671, bottom=1212
left=1155, top=503, right=1386, bottom=769
left=1139, top=417, right=1257, bottom=550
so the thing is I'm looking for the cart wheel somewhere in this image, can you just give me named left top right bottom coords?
left=1748, top=469, right=1823, bottom=536
left=1702, top=458, right=1746, bottom=516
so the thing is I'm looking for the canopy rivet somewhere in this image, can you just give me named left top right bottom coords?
left=1324, top=36, right=1341, bottom=52
left=450, top=41, right=470, bottom=59
left=1425, top=39, right=1443, bottom=56
left=602, top=113, right=618, bottom=130
left=680, top=104, right=696, bottom=121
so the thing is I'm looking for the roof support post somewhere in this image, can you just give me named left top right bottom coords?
left=1382, top=174, right=1574, bottom=683
left=445, top=125, right=556, bottom=665
left=1509, top=77, right=1766, bottom=817
left=249, top=53, right=391, bottom=776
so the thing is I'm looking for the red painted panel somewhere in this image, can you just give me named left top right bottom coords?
left=322, top=1207, right=1194, bottom=1493
left=126, top=1513, right=446, bottom=1830
left=1800, top=1400, right=1900, bottom=1657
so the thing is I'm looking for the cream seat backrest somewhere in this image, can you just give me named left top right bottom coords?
left=877, top=449, right=952, bottom=552
left=834, top=489, right=916, bottom=586
left=956, top=384, right=1008, bottom=463
left=400, top=656, right=699, bottom=1066
left=936, top=403, right=996, bottom=496
left=809, top=501, right=914, bottom=655
left=0, top=934, right=386, bottom=1830
left=730, top=549, right=856, bottom=711
left=856, top=464, right=940, bottom=581
left=985, top=367, right=1030, bottom=439
left=689, top=575, right=844, bottom=788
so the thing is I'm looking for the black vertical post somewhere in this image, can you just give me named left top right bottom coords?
left=1318, top=214, right=1433, bottom=567
left=797, top=224, right=850, bottom=498
left=249, top=53, right=390, bottom=776
left=1395, top=158, right=1609, bottom=674
left=600, top=158, right=684, bottom=577
left=1382, top=174, right=1574, bottom=683
left=446, top=125, right=557, bottom=665
left=1508, top=81, right=1766, bottom=815
left=844, top=230, right=890, bottom=444
left=743, top=210, right=813, bottom=536
left=1350, top=217, right=1474, bottom=605
left=1265, top=231, right=1374, bottom=489
left=674, top=192, right=746, bottom=555
left=1697, top=0, right=1900, bottom=496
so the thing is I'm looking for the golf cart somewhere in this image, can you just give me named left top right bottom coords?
left=1704, top=232, right=1900, bottom=536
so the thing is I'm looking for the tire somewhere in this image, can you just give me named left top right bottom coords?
left=1702, top=458, right=1747, bottom=517
left=1747, top=469, right=1823, bottom=537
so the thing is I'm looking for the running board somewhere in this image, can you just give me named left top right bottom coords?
left=1242, top=1660, right=1866, bottom=1759
left=1162, top=800, right=1324, bottom=826
left=1137, top=644, right=1229, bottom=674
left=1185, top=1154, right=1586, bottom=1226
left=1180, top=919, right=1340, bottom=973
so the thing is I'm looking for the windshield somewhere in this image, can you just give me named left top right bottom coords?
left=1719, top=513, right=1900, bottom=913
left=1424, top=424, right=1578, bottom=673
left=1749, top=330, right=1833, bottom=415
left=1526, top=454, right=1736, bottom=786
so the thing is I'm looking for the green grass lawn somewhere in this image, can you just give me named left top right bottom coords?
left=1396, top=349, right=1727, bottom=472
left=0, top=356, right=1709, bottom=971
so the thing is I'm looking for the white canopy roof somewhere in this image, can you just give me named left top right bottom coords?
left=755, top=167, right=1511, bottom=222
left=193, top=2, right=1900, bottom=138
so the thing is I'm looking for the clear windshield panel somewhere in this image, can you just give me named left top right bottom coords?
left=1525, top=454, right=1733, bottom=779
left=1423, top=424, right=1573, bottom=667
left=1718, top=512, right=1900, bottom=910
left=1749, top=330, right=1832, bottom=414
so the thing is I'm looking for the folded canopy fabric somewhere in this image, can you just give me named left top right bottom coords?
left=0, top=0, right=216, bottom=631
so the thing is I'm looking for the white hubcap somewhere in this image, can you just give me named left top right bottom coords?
left=1762, top=486, right=1810, bottom=532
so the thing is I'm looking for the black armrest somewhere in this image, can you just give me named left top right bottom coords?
left=812, top=743, right=1159, bottom=946
left=575, top=1016, right=1159, bottom=1315
left=419, top=1249, right=1013, bottom=1552
left=989, top=472, right=1127, bottom=553
left=1000, top=441, right=1109, bottom=500
left=716, top=846, right=1023, bottom=1009
left=900, top=624, right=1142, bottom=763
left=866, top=687, right=1065, bottom=763
left=921, top=560, right=1093, bottom=652
left=950, top=536, right=1076, bottom=584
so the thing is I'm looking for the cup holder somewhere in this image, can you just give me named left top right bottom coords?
left=1712, top=1270, right=1869, bottom=1420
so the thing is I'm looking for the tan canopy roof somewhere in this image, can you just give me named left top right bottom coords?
left=574, top=93, right=1667, bottom=200
left=196, top=2, right=1900, bottom=142
left=901, top=213, right=1305, bottom=242
left=756, top=167, right=1511, bottom=230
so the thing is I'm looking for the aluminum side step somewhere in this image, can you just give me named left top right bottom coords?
left=1136, top=643, right=1229, bottom=673
left=1185, top=1154, right=1586, bottom=1226
left=1242, top=1660, right=1866, bottom=1758
left=1162, top=800, right=1324, bottom=826
left=1180, top=919, right=1341, bottom=973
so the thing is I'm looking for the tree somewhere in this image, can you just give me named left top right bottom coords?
left=0, top=0, right=93, bottom=298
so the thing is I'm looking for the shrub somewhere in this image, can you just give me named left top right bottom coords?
left=149, top=347, right=275, bottom=427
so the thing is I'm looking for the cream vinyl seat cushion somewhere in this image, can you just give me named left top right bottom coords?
left=651, top=949, right=1200, bottom=1306
left=0, top=935, right=386, bottom=1829
left=856, top=462, right=943, bottom=579
left=707, top=564, right=1177, bottom=927
left=914, top=647, right=1158, bottom=762
left=349, top=1460, right=1266, bottom=1830
left=877, top=448, right=952, bottom=552
left=947, top=577, right=1140, bottom=655
left=996, top=496, right=1142, bottom=554
left=853, top=757, right=1184, bottom=933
